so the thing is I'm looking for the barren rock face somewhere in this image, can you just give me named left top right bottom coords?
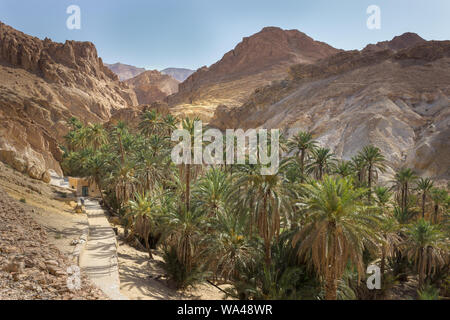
left=125, top=70, right=179, bottom=105
left=210, top=40, right=450, bottom=181
left=0, top=22, right=138, bottom=181
left=167, top=27, right=340, bottom=118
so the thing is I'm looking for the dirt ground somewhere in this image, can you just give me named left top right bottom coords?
left=0, top=163, right=87, bottom=256
left=114, top=226, right=230, bottom=300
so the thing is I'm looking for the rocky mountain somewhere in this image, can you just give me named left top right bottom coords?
left=210, top=39, right=450, bottom=181
left=125, top=70, right=179, bottom=105
left=105, top=62, right=146, bottom=81
left=363, top=32, right=426, bottom=53
left=0, top=22, right=138, bottom=181
left=167, top=27, right=340, bottom=121
left=161, top=68, right=195, bottom=82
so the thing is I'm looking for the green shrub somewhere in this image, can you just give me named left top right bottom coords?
left=19, top=198, right=26, bottom=203
left=162, top=244, right=209, bottom=290
left=418, top=284, right=440, bottom=300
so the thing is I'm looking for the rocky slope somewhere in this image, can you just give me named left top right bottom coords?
left=0, top=184, right=105, bottom=300
left=167, top=27, right=340, bottom=121
left=0, top=22, right=138, bottom=181
left=161, top=67, right=195, bottom=82
left=210, top=39, right=450, bottom=181
left=125, top=70, right=179, bottom=105
left=105, top=62, right=146, bottom=81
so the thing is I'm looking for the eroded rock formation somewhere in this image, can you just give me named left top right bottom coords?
left=0, top=22, right=138, bottom=181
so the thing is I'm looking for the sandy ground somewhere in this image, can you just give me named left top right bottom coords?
left=116, top=229, right=230, bottom=300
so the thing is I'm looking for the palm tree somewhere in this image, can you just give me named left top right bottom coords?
left=334, top=160, right=354, bottom=178
left=293, top=176, right=381, bottom=300
left=359, top=145, right=386, bottom=202
left=162, top=206, right=208, bottom=274
left=392, top=168, right=418, bottom=212
left=307, top=147, right=336, bottom=180
left=192, top=168, right=231, bottom=217
left=85, top=151, right=109, bottom=206
left=351, top=154, right=366, bottom=186
left=68, top=116, right=83, bottom=131
left=139, top=110, right=162, bottom=137
left=430, top=188, right=448, bottom=224
left=379, top=217, right=401, bottom=278
left=403, top=219, right=448, bottom=287
left=112, top=121, right=129, bottom=164
left=64, top=130, right=81, bottom=153
left=162, top=114, right=180, bottom=135
left=205, top=210, right=254, bottom=282
left=233, top=162, right=294, bottom=266
left=287, top=131, right=317, bottom=181
left=180, top=117, right=202, bottom=212
left=374, top=187, right=400, bottom=279
left=416, top=178, right=434, bottom=219
left=127, top=192, right=159, bottom=259
left=86, top=124, right=108, bottom=150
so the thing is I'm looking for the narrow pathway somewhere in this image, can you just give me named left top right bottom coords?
left=79, top=199, right=128, bottom=300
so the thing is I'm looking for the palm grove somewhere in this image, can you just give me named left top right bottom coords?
left=62, top=111, right=449, bottom=300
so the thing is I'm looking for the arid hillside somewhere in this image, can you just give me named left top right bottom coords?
left=167, top=26, right=340, bottom=121
left=0, top=22, right=138, bottom=181
left=210, top=37, right=450, bottom=180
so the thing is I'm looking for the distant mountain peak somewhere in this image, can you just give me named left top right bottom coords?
left=161, top=68, right=195, bottom=82
left=363, top=32, right=426, bottom=52
left=105, top=62, right=146, bottom=81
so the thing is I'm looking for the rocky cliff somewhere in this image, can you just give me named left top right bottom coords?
left=0, top=22, right=138, bottom=181
left=210, top=39, right=450, bottom=181
left=125, top=70, right=179, bottom=105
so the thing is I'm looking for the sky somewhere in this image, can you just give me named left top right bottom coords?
left=0, top=0, right=449, bottom=70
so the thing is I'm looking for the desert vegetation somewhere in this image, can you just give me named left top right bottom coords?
left=61, top=112, right=449, bottom=300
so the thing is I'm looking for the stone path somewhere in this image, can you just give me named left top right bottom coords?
left=79, top=199, right=128, bottom=300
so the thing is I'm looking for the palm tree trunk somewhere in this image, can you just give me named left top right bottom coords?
left=368, top=165, right=372, bottom=202
left=422, top=193, right=426, bottom=219
left=300, top=150, right=305, bottom=182
left=263, top=193, right=271, bottom=266
left=433, top=204, right=439, bottom=224
left=325, top=270, right=338, bottom=300
left=404, top=182, right=408, bottom=211
left=185, top=163, right=191, bottom=211
left=325, top=224, right=338, bottom=300
left=325, top=241, right=338, bottom=300
left=381, top=245, right=386, bottom=277
left=418, top=248, right=425, bottom=288
left=144, top=221, right=153, bottom=260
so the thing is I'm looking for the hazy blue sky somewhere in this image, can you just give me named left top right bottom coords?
left=0, top=0, right=449, bottom=70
